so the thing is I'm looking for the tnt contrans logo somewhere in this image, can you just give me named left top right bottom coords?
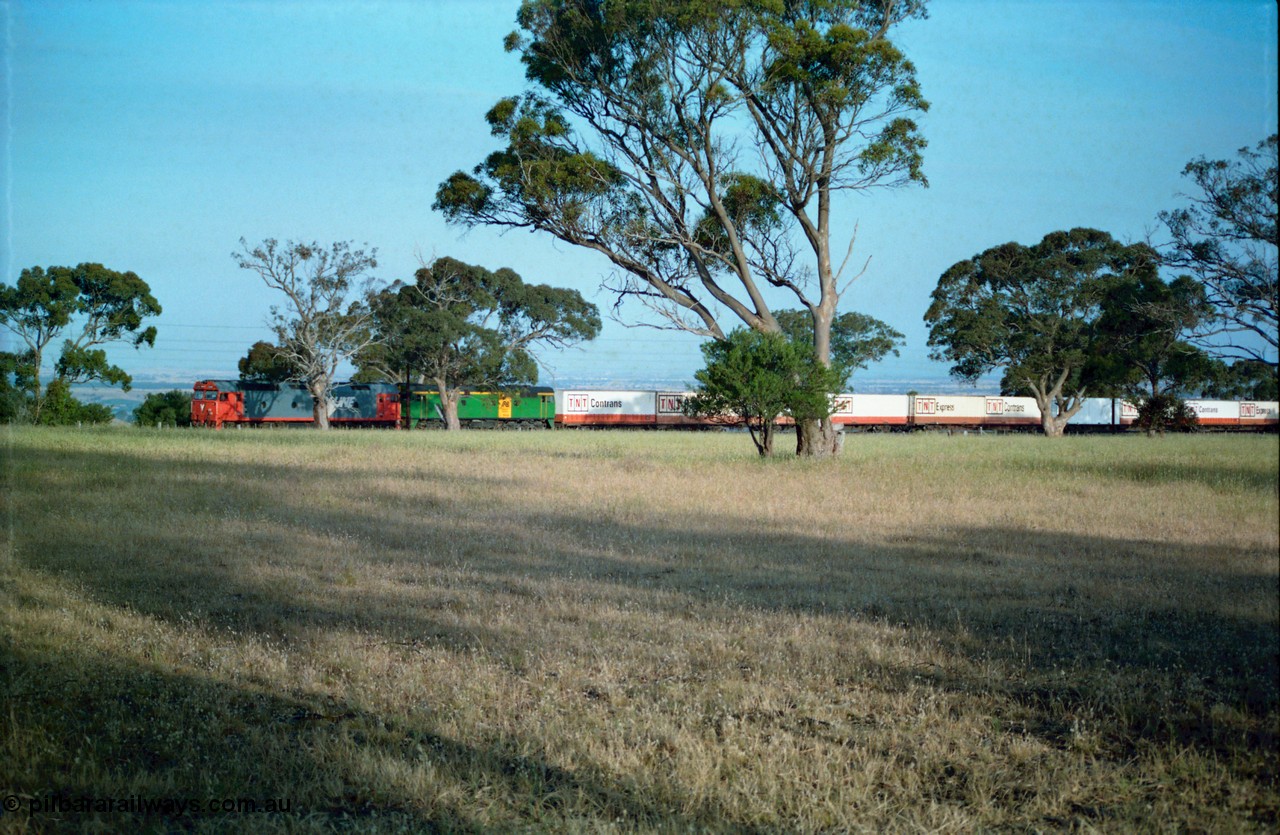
left=657, top=393, right=685, bottom=414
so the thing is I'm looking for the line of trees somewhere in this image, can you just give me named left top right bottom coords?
left=5, top=3, right=1271, bottom=446
left=233, top=244, right=602, bottom=429
left=925, top=135, right=1277, bottom=436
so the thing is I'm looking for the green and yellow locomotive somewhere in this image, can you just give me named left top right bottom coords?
left=401, top=386, right=556, bottom=429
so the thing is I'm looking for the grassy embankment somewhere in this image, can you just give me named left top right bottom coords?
left=2, top=426, right=1277, bottom=832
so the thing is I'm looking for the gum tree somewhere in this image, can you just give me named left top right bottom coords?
left=1091, top=272, right=1217, bottom=401
left=1159, top=135, right=1277, bottom=379
left=0, top=263, right=160, bottom=422
left=435, top=0, right=929, bottom=456
left=233, top=238, right=381, bottom=429
left=925, top=229, right=1155, bottom=437
left=356, top=256, right=600, bottom=430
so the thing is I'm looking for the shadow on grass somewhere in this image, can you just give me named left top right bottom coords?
left=3, top=636, right=758, bottom=832
left=1061, top=456, right=1280, bottom=494
left=7, top=437, right=1278, bottom=827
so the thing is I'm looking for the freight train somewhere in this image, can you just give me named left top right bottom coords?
left=190, top=379, right=1280, bottom=432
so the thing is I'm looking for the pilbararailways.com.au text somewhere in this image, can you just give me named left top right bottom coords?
left=4, top=794, right=292, bottom=817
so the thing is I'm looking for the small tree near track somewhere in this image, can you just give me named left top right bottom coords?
left=1133, top=393, right=1199, bottom=437
left=684, top=328, right=847, bottom=457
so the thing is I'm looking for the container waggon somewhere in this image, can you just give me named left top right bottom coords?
left=549, top=390, right=1278, bottom=432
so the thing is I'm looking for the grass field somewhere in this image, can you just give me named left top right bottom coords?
left=2, top=426, right=1277, bottom=832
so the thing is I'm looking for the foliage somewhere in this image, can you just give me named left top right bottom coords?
left=0, top=263, right=160, bottom=420
left=1090, top=272, right=1217, bottom=399
left=356, top=256, right=600, bottom=429
left=925, top=228, right=1156, bottom=436
left=434, top=0, right=931, bottom=454
left=774, top=308, right=903, bottom=381
left=233, top=239, right=381, bottom=429
left=0, top=351, right=34, bottom=422
left=1159, top=134, right=1277, bottom=375
left=1133, top=393, right=1200, bottom=436
left=237, top=341, right=301, bottom=383
left=1201, top=358, right=1279, bottom=401
left=683, top=328, right=847, bottom=456
left=34, top=379, right=115, bottom=425
left=133, top=390, right=193, bottom=427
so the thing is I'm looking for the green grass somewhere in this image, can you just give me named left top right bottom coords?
left=2, top=426, right=1277, bottom=832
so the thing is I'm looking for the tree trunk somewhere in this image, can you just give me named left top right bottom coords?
left=27, top=349, right=46, bottom=422
left=1040, top=411, right=1068, bottom=437
left=795, top=302, right=840, bottom=458
left=795, top=416, right=840, bottom=457
left=309, top=378, right=330, bottom=429
left=437, top=379, right=462, bottom=431
left=1028, top=370, right=1088, bottom=438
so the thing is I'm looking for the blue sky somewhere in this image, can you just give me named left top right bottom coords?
left=2, top=0, right=1277, bottom=394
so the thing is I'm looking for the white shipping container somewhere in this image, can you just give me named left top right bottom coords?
left=557, top=390, right=657, bottom=425
left=1186, top=400, right=1241, bottom=425
left=1240, top=401, right=1279, bottom=423
left=982, top=396, right=1042, bottom=426
left=655, top=391, right=718, bottom=426
left=911, top=395, right=989, bottom=424
left=832, top=394, right=910, bottom=425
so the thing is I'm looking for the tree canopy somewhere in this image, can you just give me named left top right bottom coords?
left=238, top=340, right=301, bottom=383
left=0, top=263, right=160, bottom=422
left=1090, top=272, right=1218, bottom=400
left=356, top=256, right=600, bottom=430
left=233, top=238, right=381, bottom=429
left=925, top=228, right=1156, bottom=436
left=1159, top=134, right=1277, bottom=377
left=434, top=0, right=929, bottom=455
left=773, top=307, right=902, bottom=383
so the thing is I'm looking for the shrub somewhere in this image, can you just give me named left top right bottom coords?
left=133, top=390, right=193, bottom=427
left=1135, top=393, right=1199, bottom=436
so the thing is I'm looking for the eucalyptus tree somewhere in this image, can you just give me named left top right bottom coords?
left=435, top=0, right=929, bottom=455
left=925, top=229, right=1155, bottom=437
left=683, top=327, right=847, bottom=457
left=0, top=263, right=160, bottom=421
left=233, top=238, right=381, bottom=429
left=356, top=256, right=600, bottom=430
left=1159, top=135, right=1277, bottom=377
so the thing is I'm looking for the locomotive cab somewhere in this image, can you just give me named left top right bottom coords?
left=190, top=381, right=245, bottom=428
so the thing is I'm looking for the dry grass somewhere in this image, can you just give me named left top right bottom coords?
left=2, top=426, right=1277, bottom=832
